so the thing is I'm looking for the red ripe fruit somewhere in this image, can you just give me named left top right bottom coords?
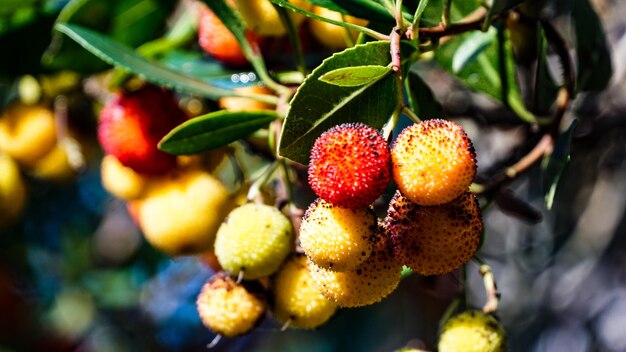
left=308, top=123, right=391, bottom=208
left=198, top=2, right=256, bottom=67
left=97, top=85, right=187, bottom=175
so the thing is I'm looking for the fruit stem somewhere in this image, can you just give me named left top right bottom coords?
left=341, top=14, right=356, bottom=48
left=402, top=106, right=421, bottom=123
left=395, top=0, right=406, bottom=29
left=207, top=334, right=222, bottom=348
left=442, top=0, right=452, bottom=27
left=247, top=162, right=279, bottom=202
left=273, top=3, right=308, bottom=77
left=472, top=256, right=499, bottom=314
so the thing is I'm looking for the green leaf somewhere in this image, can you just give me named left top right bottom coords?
left=572, top=0, right=612, bottom=91
left=319, top=65, right=391, bottom=87
left=159, top=110, right=279, bottom=155
left=55, top=23, right=236, bottom=99
left=406, top=68, right=443, bottom=119
left=279, top=41, right=396, bottom=164
left=412, top=0, right=429, bottom=26
left=543, top=120, right=577, bottom=209
left=452, top=26, right=497, bottom=73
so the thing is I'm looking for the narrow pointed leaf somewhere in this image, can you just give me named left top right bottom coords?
left=452, top=27, right=496, bottom=73
left=55, top=23, right=235, bottom=99
left=319, top=65, right=391, bottom=87
left=159, top=110, right=278, bottom=155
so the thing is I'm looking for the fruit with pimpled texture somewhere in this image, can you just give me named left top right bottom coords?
left=215, top=203, right=293, bottom=280
left=309, top=7, right=368, bottom=50
left=100, top=155, right=148, bottom=200
left=97, top=85, right=187, bottom=175
left=438, top=310, right=506, bottom=352
left=0, top=154, right=26, bottom=226
left=218, top=86, right=275, bottom=111
left=308, top=123, right=391, bottom=208
left=137, top=169, right=232, bottom=256
left=299, top=198, right=376, bottom=272
left=234, top=0, right=310, bottom=37
left=385, top=191, right=482, bottom=276
left=0, top=104, right=56, bottom=166
left=198, top=2, right=257, bottom=67
left=391, top=119, right=476, bottom=206
left=273, top=255, right=337, bottom=329
left=307, top=223, right=402, bottom=308
left=196, top=273, right=267, bottom=338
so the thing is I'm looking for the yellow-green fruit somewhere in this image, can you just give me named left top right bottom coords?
left=234, top=0, right=310, bottom=36
left=385, top=191, right=482, bottom=276
left=101, top=155, right=148, bottom=200
left=299, top=198, right=376, bottom=272
left=309, top=7, right=368, bottom=50
left=0, top=154, right=26, bottom=225
left=196, top=273, right=267, bottom=337
left=0, top=104, right=57, bottom=166
left=273, top=255, right=337, bottom=329
left=391, top=119, right=477, bottom=206
left=215, top=203, right=293, bottom=280
left=137, top=169, right=232, bottom=256
left=307, top=225, right=402, bottom=308
left=438, top=311, right=506, bottom=352
left=29, top=143, right=75, bottom=182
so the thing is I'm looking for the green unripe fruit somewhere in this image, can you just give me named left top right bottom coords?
left=215, top=203, right=294, bottom=280
left=438, top=310, right=506, bottom=352
left=299, top=198, right=376, bottom=272
left=196, top=273, right=267, bottom=337
left=273, top=255, right=337, bottom=329
left=307, top=224, right=402, bottom=308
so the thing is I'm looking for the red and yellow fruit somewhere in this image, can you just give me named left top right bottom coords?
left=308, top=123, right=391, bottom=208
left=0, top=154, right=27, bottom=226
left=234, top=0, right=310, bottom=37
left=438, top=310, right=506, bottom=352
left=100, top=155, right=149, bottom=200
left=309, top=7, right=368, bottom=50
left=97, top=85, right=187, bottom=175
left=391, top=119, right=476, bottom=206
left=385, top=191, right=482, bottom=276
left=196, top=273, right=266, bottom=337
left=273, top=255, right=337, bottom=329
left=299, top=198, right=376, bottom=272
left=0, top=104, right=56, bottom=167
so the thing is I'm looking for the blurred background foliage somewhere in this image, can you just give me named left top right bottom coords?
left=1, top=0, right=626, bottom=351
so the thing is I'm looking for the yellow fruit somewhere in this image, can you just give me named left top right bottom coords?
left=438, top=311, right=506, bottom=352
left=308, top=224, right=402, bottom=308
left=309, top=7, right=368, bottom=50
left=196, top=273, right=267, bottom=337
left=0, top=154, right=26, bottom=225
left=218, top=86, right=275, bottom=112
left=100, top=155, right=148, bottom=200
left=29, top=143, right=75, bottom=182
left=0, top=104, right=56, bottom=166
left=273, top=255, right=337, bottom=329
left=391, top=119, right=477, bottom=206
left=299, top=198, right=376, bottom=272
left=137, top=169, right=232, bottom=256
left=234, top=0, right=310, bottom=36
left=215, top=203, right=294, bottom=279
left=385, top=191, right=482, bottom=276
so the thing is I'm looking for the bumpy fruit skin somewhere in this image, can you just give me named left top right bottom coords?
left=308, top=123, right=391, bottom=208
left=97, top=85, right=187, bottom=175
left=235, top=0, right=309, bottom=36
left=100, top=155, right=148, bottom=200
left=391, top=119, right=476, bottom=206
left=198, top=2, right=256, bottom=67
left=215, top=203, right=293, bottom=280
left=0, top=104, right=56, bottom=166
left=299, top=198, right=376, bottom=271
left=273, top=255, right=337, bottom=329
left=385, top=191, right=482, bottom=276
left=137, top=169, right=232, bottom=256
left=308, top=223, right=402, bottom=307
left=309, top=7, right=368, bottom=50
left=0, top=154, right=26, bottom=225
left=438, top=311, right=506, bottom=352
left=196, top=273, right=267, bottom=338
left=218, top=86, right=275, bottom=111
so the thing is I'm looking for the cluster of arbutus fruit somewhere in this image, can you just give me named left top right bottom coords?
left=90, top=0, right=505, bottom=350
